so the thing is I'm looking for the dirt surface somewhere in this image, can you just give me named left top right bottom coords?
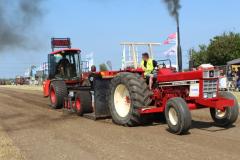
left=0, top=125, right=25, bottom=160
left=0, top=85, right=42, bottom=91
left=0, top=87, right=240, bottom=160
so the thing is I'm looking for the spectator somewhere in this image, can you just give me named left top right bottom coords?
left=219, top=72, right=227, bottom=91
left=236, top=67, right=240, bottom=77
left=236, top=67, right=240, bottom=90
left=227, top=66, right=232, bottom=78
left=232, top=68, right=237, bottom=77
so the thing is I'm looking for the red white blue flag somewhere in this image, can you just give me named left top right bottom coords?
left=163, top=32, right=177, bottom=45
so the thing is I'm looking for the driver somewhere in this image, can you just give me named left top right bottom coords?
left=56, top=57, right=70, bottom=78
left=141, top=52, right=155, bottom=90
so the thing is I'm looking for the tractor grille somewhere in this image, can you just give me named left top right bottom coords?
left=203, top=79, right=218, bottom=98
left=203, top=80, right=218, bottom=92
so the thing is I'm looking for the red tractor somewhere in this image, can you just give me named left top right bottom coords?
left=43, top=38, right=91, bottom=107
left=43, top=38, right=239, bottom=135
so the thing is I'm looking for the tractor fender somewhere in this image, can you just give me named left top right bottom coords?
left=43, top=80, right=51, bottom=97
left=43, top=79, right=65, bottom=97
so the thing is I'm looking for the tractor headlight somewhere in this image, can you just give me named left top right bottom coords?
left=212, top=92, right=217, bottom=98
left=204, top=93, right=208, bottom=99
left=203, top=70, right=220, bottom=78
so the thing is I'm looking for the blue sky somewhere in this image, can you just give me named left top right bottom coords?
left=0, top=0, right=240, bottom=78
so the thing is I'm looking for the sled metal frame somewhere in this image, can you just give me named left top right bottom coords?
left=64, top=78, right=111, bottom=120
left=121, top=42, right=161, bottom=69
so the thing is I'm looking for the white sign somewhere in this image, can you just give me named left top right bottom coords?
left=189, top=83, right=199, bottom=97
left=219, top=77, right=227, bottom=89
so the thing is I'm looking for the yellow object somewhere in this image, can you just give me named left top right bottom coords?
left=231, top=65, right=240, bottom=71
left=141, top=59, right=154, bottom=76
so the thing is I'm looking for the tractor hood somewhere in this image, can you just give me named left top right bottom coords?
left=157, top=68, right=220, bottom=83
left=157, top=70, right=203, bottom=83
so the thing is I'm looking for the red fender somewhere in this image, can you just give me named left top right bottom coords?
left=43, top=80, right=51, bottom=97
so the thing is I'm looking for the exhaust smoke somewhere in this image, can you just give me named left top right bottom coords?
left=162, top=0, right=182, bottom=71
left=163, top=0, right=181, bottom=22
left=0, top=0, right=45, bottom=51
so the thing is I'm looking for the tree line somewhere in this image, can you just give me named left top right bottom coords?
left=190, top=32, right=240, bottom=67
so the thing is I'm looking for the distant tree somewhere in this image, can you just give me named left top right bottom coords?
left=191, top=32, right=240, bottom=67
left=99, top=63, right=108, bottom=71
left=207, top=32, right=240, bottom=65
left=191, top=45, right=208, bottom=67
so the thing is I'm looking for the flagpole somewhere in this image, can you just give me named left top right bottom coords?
left=121, top=45, right=126, bottom=70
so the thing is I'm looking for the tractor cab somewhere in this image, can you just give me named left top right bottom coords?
left=43, top=38, right=86, bottom=97
left=48, top=49, right=81, bottom=80
left=48, top=38, right=82, bottom=81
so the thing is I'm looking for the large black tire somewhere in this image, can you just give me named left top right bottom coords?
left=165, top=97, right=192, bottom=135
left=75, top=91, right=93, bottom=116
left=109, top=72, right=152, bottom=126
left=49, top=81, right=68, bottom=109
left=210, top=92, right=239, bottom=127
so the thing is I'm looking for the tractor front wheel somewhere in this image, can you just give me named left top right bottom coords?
left=210, top=92, right=239, bottom=127
left=165, top=97, right=192, bottom=135
left=49, top=81, right=68, bottom=109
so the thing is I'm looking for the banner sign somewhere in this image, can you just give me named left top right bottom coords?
left=51, top=38, right=71, bottom=50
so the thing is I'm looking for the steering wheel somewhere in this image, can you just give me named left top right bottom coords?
left=157, top=59, right=172, bottom=68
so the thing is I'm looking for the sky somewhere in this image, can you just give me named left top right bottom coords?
left=0, top=0, right=240, bottom=78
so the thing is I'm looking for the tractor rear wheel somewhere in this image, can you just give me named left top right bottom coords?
left=75, top=91, right=93, bottom=116
left=109, top=72, right=152, bottom=127
left=210, top=92, right=239, bottom=127
left=165, top=97, right=192, bottom=135
left=49, top=81, right=68, bottom=109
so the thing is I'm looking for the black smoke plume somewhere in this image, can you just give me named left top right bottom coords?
left=163, top=0, right=182, bottom=71
left=0, top=0, right=44, bottom=51
left=163, top=0, right=181, bottom=22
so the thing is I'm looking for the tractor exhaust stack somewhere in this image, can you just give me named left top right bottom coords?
left=177, top=17, right=182, bottom=72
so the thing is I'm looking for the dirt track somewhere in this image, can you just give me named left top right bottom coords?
left=0, top=87, right=240, bottom=160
